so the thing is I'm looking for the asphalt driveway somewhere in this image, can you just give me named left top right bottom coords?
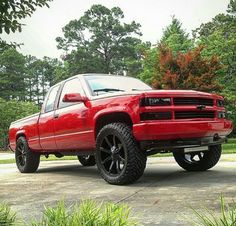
left=0, top=157, right=236, bottom=225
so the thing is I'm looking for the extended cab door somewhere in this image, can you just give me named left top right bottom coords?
left=38, top=84, right=60, bottom=150
left=54, top=78, right=93, bottom=150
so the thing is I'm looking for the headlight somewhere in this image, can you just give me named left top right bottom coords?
left=140, top=97, right=171, bottom=106
left=217, top=99, right=224, bottom=107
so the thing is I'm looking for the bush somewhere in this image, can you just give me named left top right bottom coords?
left=31, top=199, right=138, bottom=226
left=0, top=203, right=16, bottom=226
left=0, top=98, right=39, bottom=149
left=191, top=196, right=236, bottom=226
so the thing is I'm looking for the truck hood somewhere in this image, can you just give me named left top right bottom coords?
left=141, top=90, right=222, bottom=99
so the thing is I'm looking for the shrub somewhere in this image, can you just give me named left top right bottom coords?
left=31, top=199, right=138, bottom=226
left=0, top=202, right=16, bottom=226
left=191, top=196, right=236, bottom=226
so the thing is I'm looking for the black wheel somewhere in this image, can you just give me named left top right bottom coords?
left=78, top=155, right=96, bottom=166
left=173, top=145, right=222, bottom=171
left=15, top=136, right=40, bottom=173
left=95, top=123, right=147, bottom=185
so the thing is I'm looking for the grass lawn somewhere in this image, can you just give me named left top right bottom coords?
left=221, top=138, right=236, bottom=153
left=0, top=138, right=235, bottom=164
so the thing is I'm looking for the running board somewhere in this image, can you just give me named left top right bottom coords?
left=184, top=146, right=209, bottom=153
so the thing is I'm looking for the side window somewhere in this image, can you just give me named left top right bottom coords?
left=45, top=85, right=60, bottom=113
left=59, top=78, right=85, bottom=109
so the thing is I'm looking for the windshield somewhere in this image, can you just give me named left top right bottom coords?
left=84, top=75, right=152, bottom=96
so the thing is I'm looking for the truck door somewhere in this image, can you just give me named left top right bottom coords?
left=38, top=84, right=60, bottom=151
left=54, top=78, right=93, bottom=150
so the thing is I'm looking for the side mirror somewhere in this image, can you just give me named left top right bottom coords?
left=62, top=93, right=87, bottom=103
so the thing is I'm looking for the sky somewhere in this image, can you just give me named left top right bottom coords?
left=1, top=0, right=230, bottom=59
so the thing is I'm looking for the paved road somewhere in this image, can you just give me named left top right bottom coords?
left=0, top=157, right=236, bottom=225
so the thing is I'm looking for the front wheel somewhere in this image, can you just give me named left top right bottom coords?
left=95, top=123, right=147, bottom=185
left=173, top=145, right=222, bottom=171
left=78, top=155, right=96, bottom=166
left=15, top=136, right=40, bottom=173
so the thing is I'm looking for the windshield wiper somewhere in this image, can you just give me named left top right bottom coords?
left=93, top=88, right=124, bottom=93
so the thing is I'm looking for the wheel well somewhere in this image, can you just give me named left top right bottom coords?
left=95, top=112, right=133, bottom=138
left=16, top=133, right=26, bottom=142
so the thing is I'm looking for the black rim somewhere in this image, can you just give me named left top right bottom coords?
left=183, top=152, right=204, bottom=164
left=99, top=134, right=127, bottom=176
left=16, top=142, right=26, bottom=167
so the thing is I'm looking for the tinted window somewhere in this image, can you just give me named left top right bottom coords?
left=59, top=78, right=85, bottom=108
left=45, top=85, right=60, bottom=113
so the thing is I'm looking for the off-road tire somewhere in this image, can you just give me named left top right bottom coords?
left=173, top=144, right=222, bottom=171
left=15, top=136, right=40, bottom=173
left=78, top=155, right=96, bottom=166
left=95, top=123, right=147, bottom=185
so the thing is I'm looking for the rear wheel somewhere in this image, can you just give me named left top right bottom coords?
left=77, top=155, right=96, bottom=166
left=15, top=136, right=40, bottom=173
left=173, top=145, right=222, bottom=171
left=95, top=123, right=147, bottom=185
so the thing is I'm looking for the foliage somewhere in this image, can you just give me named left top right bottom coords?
left=140, top=17, right=193, bottom=85
left=151, top=45, right=221, bottom=92
left=160, top=16, right=193, bottom=54
left=25, top=56, right=61, bottom=105
left=0, top=98, right=39, bottom=149
left=0, top=0, right=51, bottom=34
left=56, top=4, right=144, bottom=77
left=139, top=47, right=159, bottom=84
left=190, top=196, right=236, bottom=226
left=0, top=202, right=16, bottom=226
left=30, top=199, right=137, bottom=226
left=0, top=48, right=26, bottom=101
left=0, top=200, right=137, bottom=226
left=0, top=0, right=52, bottom=48
left=0, top=47, right=60, bottom=105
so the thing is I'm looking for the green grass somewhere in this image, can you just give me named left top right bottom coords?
left=222, top=138, right=236, bottom=154
left=0, top=139, right=235, bottom=164
left=0, top=200, right=138, bottom=226
left=33, top=200, right=137, bottom=226
left=0, top=202, right=17, bottom=226
left=190, top=196, right=236, bottom=226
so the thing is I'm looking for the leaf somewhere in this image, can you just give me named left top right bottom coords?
left=4, top=26, right=10, bottom=34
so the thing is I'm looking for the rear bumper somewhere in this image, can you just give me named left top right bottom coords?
left=133, top=119, right=233, bottom=142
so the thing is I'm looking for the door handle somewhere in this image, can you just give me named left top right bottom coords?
left=54, top=113, right=59, bottom=119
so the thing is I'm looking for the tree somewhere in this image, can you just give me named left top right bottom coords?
left=193, top=1, right=236, bottom=89
left=25, top=56, right=60, bottom=105
left=0, top=48, right=26, bottom=100
left=0, top=0, right=52, bottom=48
left=152, top=45, right=221, bottom=92
left=140, top=17, right=193, bottom=85
left=0, top=0, right=52, bottom=34
left=56, top=4, right=143, bottom=76
left=139, top=46, right=159, bottom=84
left=160, top=16, right=193, bottom=54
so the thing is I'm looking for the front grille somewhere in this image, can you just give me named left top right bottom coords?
left=173, top=97, right=214, bottom=106
left=140, top=112, right=172, bottom=121
left=175, top=111, right=215, bottom=119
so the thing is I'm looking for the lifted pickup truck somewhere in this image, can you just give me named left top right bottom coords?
left=9, top=74, right=233, bottom=185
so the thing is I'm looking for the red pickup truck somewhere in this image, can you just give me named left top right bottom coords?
left=9, top=74, right=233, bottom=185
